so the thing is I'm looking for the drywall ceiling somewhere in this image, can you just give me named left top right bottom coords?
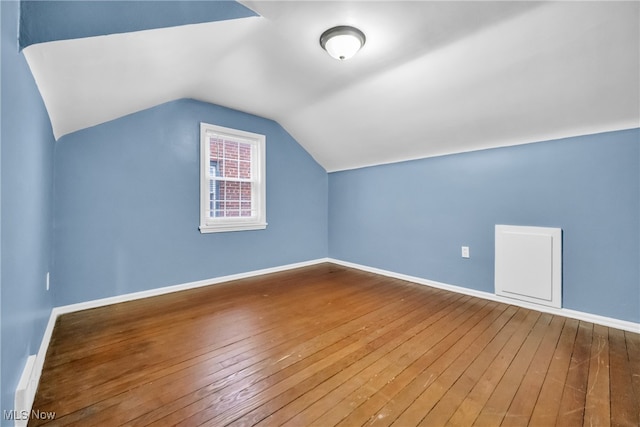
left=23, top=1, right=639, bottom=172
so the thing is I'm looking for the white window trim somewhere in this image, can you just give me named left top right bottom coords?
left=199, top=123, right=267, bottom=233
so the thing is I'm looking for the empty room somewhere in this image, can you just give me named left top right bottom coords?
left=1, top=1, right=638, bottom=426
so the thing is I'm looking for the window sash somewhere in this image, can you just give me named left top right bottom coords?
left=200, top=123, right=266, bottom=233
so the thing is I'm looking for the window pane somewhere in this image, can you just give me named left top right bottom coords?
left=226, top=140, right=239, bottom=160
left=224, top=159, right=238, bottom=179
left=240, top=181, right=252, bottom=201
left=210, top=137, right=253, bottom=181
left=239, top=161, right=251, bottom=179
left=210, top=179, right=255, bottom=218
left=208, top=136, right=254, bottom=218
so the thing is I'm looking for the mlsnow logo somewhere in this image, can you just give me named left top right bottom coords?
left=3, top=409, right=56, bottom=421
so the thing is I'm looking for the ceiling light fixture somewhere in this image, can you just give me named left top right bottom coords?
left=319, top=25, right=366, bottom=61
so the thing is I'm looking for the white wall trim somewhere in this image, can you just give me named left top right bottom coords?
left=13, top=355, right=37, bottom=427
left=53, top=258, right=329, bottom=316
left=27, top=257, right=330, bottom=420
left=328, top=258, right=640, bottom=334
left=25, top=255, right=638, bottom=420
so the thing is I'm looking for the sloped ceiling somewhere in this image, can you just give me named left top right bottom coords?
left=22, top=1, right=639, bottom=172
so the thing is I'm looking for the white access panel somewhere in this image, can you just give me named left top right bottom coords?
left=495, top=225, right=562, bottom=308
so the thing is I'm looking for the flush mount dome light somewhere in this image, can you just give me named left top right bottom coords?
left=320, top=25, right=366, bottom=60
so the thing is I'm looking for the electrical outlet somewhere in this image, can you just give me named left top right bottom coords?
left=461, top=246, right=470, bottom=258
left=46, top=272, right=50, bottom=291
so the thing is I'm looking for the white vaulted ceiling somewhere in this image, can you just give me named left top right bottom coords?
left=23, top=1, right=639, bottom=172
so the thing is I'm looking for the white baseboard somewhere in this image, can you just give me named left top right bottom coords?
left=52, top=258, right=330, bottom=317
left=13, top=355, right=37, bottom=427
left=25, top=255, right=638, bottom=420
left=26, top=257, right=330, bottom=421
left=328, top=258, right=640, bottom=334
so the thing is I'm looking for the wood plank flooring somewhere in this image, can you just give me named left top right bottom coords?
left=30, top=263, right=639, bottom=426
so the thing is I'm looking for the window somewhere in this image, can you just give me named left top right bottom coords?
left=200, top=123, right=266, bottom=233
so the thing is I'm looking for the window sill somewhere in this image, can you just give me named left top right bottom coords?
left=199, top=222, right=268, bottom=234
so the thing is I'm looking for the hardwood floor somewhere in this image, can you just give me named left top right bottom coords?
left=30, top=263, right=639, bottom=426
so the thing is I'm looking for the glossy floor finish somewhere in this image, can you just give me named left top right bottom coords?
left=31, top=264, right=639, bottom=426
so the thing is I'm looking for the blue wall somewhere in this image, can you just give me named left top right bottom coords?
left=1, top=1, right=55, bottom=421
left=1, top=0, right=638, bottom=420
left=329, top=129, right=640, bottom=323
left=53, top=99, right=328, bottom=306
left=19, top=0, right=256, bottom=49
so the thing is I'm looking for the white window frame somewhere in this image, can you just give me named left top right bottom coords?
left=199, top=123, right=267, bottom=233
